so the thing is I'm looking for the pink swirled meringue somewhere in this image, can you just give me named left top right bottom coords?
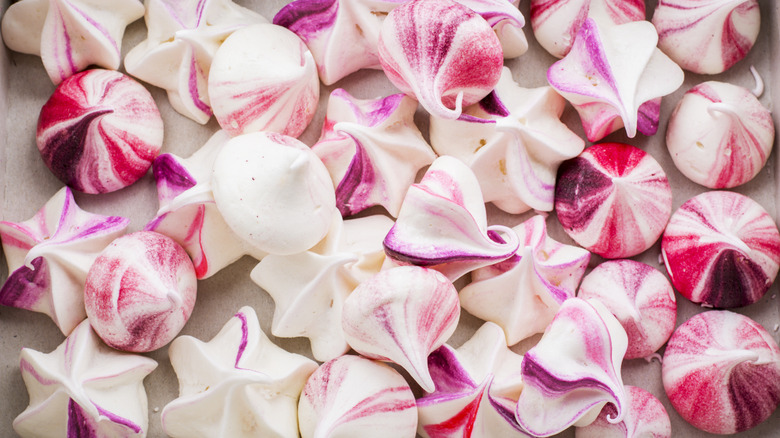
left=430, top=67, right=585, bottom=214
left=383, top=156, right=520, bottom=281
left=312, top=89, right=436, bottom=217
left=460, top=215, right=590, bottom=346
left=555, top=143, right=673, bottom=259
left=515, top=298, right=628, bottom=437
left=417, top=322, right=526, bottom=437
left=208, top=24, right=319, bottom=138
left=250, top=213, right=392, bottom=362
left=575, top=386, right=672, bottom=438
left=161, top=306, right=318, bottom=438
left=547, top=18, right=684, bottom=142
left=298, top=355, right=418, bottom=438
left=341, top=266, right=460, bottom=392
left=377, top=0, right=504, bottom=120
left=577, top=260, right=676, bottom=360
left=37, top=69, right=163, bottom=194
left=662, top=311, right=780, bottom=434
left=652, top=0, right=760, bottom=75
left=454, top=0, right=528, bottom=59
left=124, top=0, right=267, bottom=124
left=530, top=0, right=645, bottom=59
left=661, top=190, right=780, bottom=308
left=14, top=319, right=157, bottom=437
left=0, top=0, right=143, bottom=84
left=666, top=81, right=774, bottom=189
left=0, top=187, right=129, bottom=335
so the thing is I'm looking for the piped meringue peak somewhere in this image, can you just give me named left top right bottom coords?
left=575, top=385, right=672, bottom=438
left=547, top=18, right=684, bottom=142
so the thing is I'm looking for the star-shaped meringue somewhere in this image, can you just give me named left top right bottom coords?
left=250, top=213, right=392, bottom=362
left=459, top=215, right=590, bottom=345
left=312, top=89, right=436, bottom=217
left=14, top=319, right=157, bottom=437
left=161, top=306, right=318, bottom=438
left=124, top=0, right=267, bottom=123
left=417, top=322, right=526, bottom=438
left=1, top=0, right=144, bottom=84
left=0, top=187, right=129, bottom=335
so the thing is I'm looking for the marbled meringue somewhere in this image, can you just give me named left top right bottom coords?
left=250, top=213, right=392, bottom=362
left=0, top=0, right=144, bottom=84
left=124, top=0, right=267, bottom=124
left=547, top=18, right=685, bottom=142
left=162, top=306, right=318, bottom=438
left=430, top=67, right=585, bottom=214
left=341, top=266, right=460, bottom=392
left=662, top=310, right=780, bottom=434
left=208, top=24, right=319, bottom=138
left=575, top=386, right=672, bottom=438
left=0, top=187, right=129, bottom=335
left=653, top=0, right=760, bottom=75
left=14, top=319, right=157, bottom=437
left=460, top=215, right=590, bottom=346
left=455, top=0, right=528, bottom=59
left=377, top=0, right=504, bottom=120
left=515, top=298, right=628, bottom=437
left=383, top=156, right=519, bottom=281
left=417, top=322, right=526, bottom=437
left=312, top=89, right=436, bottom=217
left=298, top=355, right=418, bottom=438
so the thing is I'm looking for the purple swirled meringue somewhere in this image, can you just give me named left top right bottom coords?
left=547, top=18, right=684, bottom=142
left=312, top=89, right=436, bottom=217
left=161, top=306, right=318, bottom=437
left=417, top=322, right=526, bottom=437
left=0, top=187, right=129, bottom=335
left=515, top=298, right=628, bottom=437
left=575, top=386, right=672, bottom=438
left=250, top=213, right=393, bottom=362
left=0, top=0, right=144, bottom=84
left=377, top=0, right=504, bottom=120
left=383, top=155, right=520, bottom=281
left=14, top=319, right=157, bottom=437
left=652, top=0, right=760, bottom=75
left=341, top=266, right=460, bottom=392
left=430, top=67, right=585, bottom=214
left=124, top=0, right=267, bottom=124
left=299, top=355, right=418, bottom=438
left=460, top=215, right=590, bottom=346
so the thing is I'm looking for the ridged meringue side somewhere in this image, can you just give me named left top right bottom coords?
left=575, top=386, right=672, bottom=438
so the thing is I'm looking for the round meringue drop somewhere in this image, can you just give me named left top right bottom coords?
left=575, top=385, right=672, bottom=438
left=211, top=131, right=337, bottom=256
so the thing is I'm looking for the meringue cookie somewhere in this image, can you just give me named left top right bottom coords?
left=653, top=0, right=760, bottom=75
left=0, top=0, right=144, bottom=84
left=0, top=187, right=129, bottom=335
left=515, top=298, right=628, bottom=437
left=578, top=260, right=676, bottom=360
left=530, top=0, right=645, bottom=58
left=208, top=24, right=319, bottom=138
left=417, top=322, right=526, bottom=437
left=298, top=355, right=418, bottom=438
left=460, top=215, right=590, bottom=345
left=430, top=67, right=585, bottom=214
left=162, top=306, right=318, bottom=438
left=383, top=156, right=520, bottom=281
left=455, top=0, right=528, bottom=59
left=212, top=131, right=337, bottom=256
left=37, top=69, right=163, bottom=194
left=547, top=18, right=685, bottom=142
left=341, top=266, right=460, bottom=392
left=377, top=0, right=504, bottom=120
left=312, top=89, right=436, bottom=217
left=250, top=213, right=392, bottom=362
left=14, top=319, right=157, bottom=437
left=661, top=190, right=780, bottom=308
left=666, top=81, right=774, bottom=189
left=575, top=386, right=672, bottom=438
left=124, top=0, right=267, bottom=124
left=662, top=311, right=780, bottom=434
left=555, top=143, right=673, bottom=259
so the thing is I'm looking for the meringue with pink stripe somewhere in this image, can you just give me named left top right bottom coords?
left=575, top=386, right=672, bottom=438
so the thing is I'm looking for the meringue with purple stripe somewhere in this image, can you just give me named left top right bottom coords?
left=575, top=386, right=672, bottom=438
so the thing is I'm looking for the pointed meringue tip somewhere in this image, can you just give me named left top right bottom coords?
left=156, top=183, right=215, bottom=216
left=290, top=153, right=310, bottom=172
left=750, top=65, right=764, bottom=97
left=707, top=102, right=742, bottom=121
left=167, top=289, right=182, bottom=308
